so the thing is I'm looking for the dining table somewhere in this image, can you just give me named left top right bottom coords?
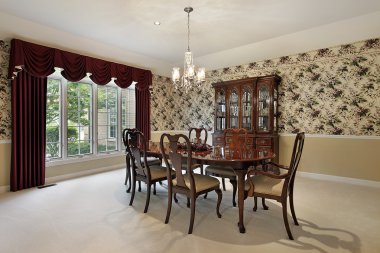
left=125, top=142, right=275, bottom=234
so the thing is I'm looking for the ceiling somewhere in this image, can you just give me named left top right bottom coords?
left=1, top=0, right=380, bottom=76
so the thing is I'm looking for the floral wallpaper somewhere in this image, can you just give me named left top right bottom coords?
left=0, top=38, right=379, bottom=140
left=0, top=40, right=11, bottom=140
left=151, top=38, right=380, bottom=136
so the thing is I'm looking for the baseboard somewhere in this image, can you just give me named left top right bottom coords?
left=298, top=171, right=380, bottom=188
left=45, top=164, right=125, bottom=184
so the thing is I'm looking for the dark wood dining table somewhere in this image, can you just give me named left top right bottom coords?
left=125, top=143, right=275, bottom=233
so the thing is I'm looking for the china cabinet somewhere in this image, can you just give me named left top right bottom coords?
left=212, top=75, right=281, bottom=159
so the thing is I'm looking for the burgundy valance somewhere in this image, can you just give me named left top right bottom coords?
left=8, top=39, right=151, bottom=90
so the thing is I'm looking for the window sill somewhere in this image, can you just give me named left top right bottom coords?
left=45, top=151, right=125, bottom=167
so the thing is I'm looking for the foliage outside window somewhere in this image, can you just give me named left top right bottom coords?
left=67, top=82, right=93, bottom=156
left=46, top=79, right=61, bottom=159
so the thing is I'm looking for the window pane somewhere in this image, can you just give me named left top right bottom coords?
left=46, top=78, right=61, bottom=159
left=121, top=86, right=135, bottom=130
left=67, top=82, right=93, bottom=156
left=97, top=85, right=118, bottom=153
left=97, top=139, right=107, bottom=152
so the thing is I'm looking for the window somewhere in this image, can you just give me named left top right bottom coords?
left=45, top=71, right=136, bottom=162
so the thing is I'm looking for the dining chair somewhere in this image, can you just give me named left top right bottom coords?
left=205, top=128, right=248, bottom=206
left=245, top=132, right=305, bottom=240
left=160, top=133, right=222, bottom=234
left=123, top=128, right=162, bottom=192
left=125, top=128, right=174, bottom=213
left=188, top=127, right=208, bottom=145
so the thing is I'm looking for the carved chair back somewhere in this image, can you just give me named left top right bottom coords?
left=124, top=128, right=150, bottom=179
left=160, top=133, right=195, bottom=191
left=284, top=132, right=305, bottom=195
left=188, top=127, right=208, bottom=144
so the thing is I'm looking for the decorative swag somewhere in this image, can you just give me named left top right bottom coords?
left=8, top=39, right=152, bottom=191
left=8, top=39, right=152, bottom=90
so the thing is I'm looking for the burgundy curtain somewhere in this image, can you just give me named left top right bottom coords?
left=135, top=70, right=152, bottom=141
left=8, top=39, right=152, bottom=191
left=11, top=71, right=47, bottom=191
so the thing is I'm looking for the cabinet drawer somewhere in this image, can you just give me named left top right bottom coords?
left=256, top=138, right=271, bottom=146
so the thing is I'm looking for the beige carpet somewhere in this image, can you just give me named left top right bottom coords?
left=0, top=168, right=379, bottom=253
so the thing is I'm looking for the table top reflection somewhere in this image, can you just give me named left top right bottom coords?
left=147, top=141, right=274, bottom=165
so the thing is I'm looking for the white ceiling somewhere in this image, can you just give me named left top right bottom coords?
left=1, top=0, right=380, bottom=76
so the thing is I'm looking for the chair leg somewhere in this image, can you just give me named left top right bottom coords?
left=174, top=193, right=178, bottom=203
left=125, top=157, right=131, bottom=192
left=262, top=198, right=269, bottom=210
left=289, top=189, right=299, bottom=225
left=144, top=184, right=151, bottom=213
left=204, top=192, right=208, bottom=199
left=129, top=174, right=136, bottom=206
left=165, top=189, right=173, bottom=224
left=153, top=182, right=157, bottom=195
left=222, top=178, right=226, bottom=191
left=230, top=178, right=237, bottom=207
left=188, top=196, right=196, bottom=234
left=253, top=196, right=258, bottom=211
left=138, top=181, right=141, bottom=192
left=282, top=200, right=294, bottom=240
left=187, top=197, right=190, bottom=208
left=215, top=189, right=222, bottom=218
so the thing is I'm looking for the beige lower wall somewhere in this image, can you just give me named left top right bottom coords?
left=46, top=155, right=125, bottom=179
left=0, top=142, right=11, bottom=187
left=279, top=135, right=380, bottom=182
left=1, top=134, right=379, bottom=189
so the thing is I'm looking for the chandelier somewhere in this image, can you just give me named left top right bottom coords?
left=172, top=7, right=205, bottom=92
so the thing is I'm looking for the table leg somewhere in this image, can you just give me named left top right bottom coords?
left=235, top=170, right=246, bottom=233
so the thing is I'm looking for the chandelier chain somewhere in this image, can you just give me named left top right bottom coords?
left=187, top=10, right=190, bottom=52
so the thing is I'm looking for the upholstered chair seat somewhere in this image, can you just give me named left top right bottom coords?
left=173, top=174, right=221, bottom=193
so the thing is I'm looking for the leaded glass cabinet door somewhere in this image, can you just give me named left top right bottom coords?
left=241, top=87, right=252, bottom=130
left=257, top=83, right=270, bottom=132
left=215, top=89, right=226, bottom=131
left=229, top=89, right=239, bottom=128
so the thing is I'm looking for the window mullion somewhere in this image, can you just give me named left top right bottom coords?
left=93, top=84, right=98, bottom=155
left=62, top=78, right=68, bottom=160
left=118, top=87, right=122, bottom=152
